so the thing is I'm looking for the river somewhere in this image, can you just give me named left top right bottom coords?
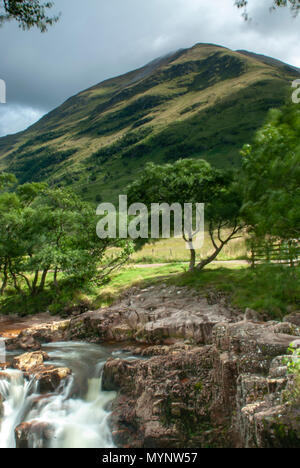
left=0, top=340, right=133, bottom=448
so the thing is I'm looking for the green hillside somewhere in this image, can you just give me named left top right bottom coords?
left=0, top=43, right=299, bottom=202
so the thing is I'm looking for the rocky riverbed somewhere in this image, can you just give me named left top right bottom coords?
left=1, top=284, right=300, bottom=448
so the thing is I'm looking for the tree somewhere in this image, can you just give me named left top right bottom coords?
left=0, top=171, right=17, bottom=191
left=0, top=0, right=59, bottom=31
left=127, top=159, right=243, bottom=271
left=0, top=180, right=132, bottom=297
left=235, top=0, right=300, bottom=19
left=241, top=105, right=300, bottom=242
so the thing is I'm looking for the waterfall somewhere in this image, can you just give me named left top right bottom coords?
left=0, top=342, right=119, bottom=448
left=0, top=337, right=5, bottom=364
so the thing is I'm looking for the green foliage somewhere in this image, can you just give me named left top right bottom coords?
left=235, top=0, right=300, bottom=19
left=0, top=176, right=133, bottom=311
left=127, top=158, right=243, bottom=270
left=241, top=105, right=300, bottom=241
left=171, top=264, right=300, bottom=319
left=284, top=343, right=300, bottom=376
left=0, top=44, right=296, bottom=202
left=0, top=0, right=59, bottom=31
left=0, top=171, right=17, bottom=191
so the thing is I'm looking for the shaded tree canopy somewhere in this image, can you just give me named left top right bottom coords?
left=0, top=0, right=59, bottom=31
left=127, top=159, right=243, bottom=271
left=241, top=105, right=300, bottom=241
left=235, top=0, right=300, bottom=19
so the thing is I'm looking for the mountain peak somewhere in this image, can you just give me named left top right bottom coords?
left=0, top=43, right=298, bottom=202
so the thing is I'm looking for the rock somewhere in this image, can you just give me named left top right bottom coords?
left=12, top=351, right=71, bottom=393
left=34, top=366, right=71, bottom=393
left=13, top=351, right=49, bottom=372
left=283, top=313, right=300, bottom=327
left=290, top=339, right=300, bottom=349
left=67, top=285, right=240, bottom=346
left=15, top=421, right=55, bottom=448
left=102, top=319, right=300, bottom=449
left=244, top=308, right=260, bottom=322
left=6, top=320, right=70, bottom=351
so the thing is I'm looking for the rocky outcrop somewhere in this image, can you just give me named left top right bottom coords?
left=66, top=285, right=242, bottom=346
left=13, top=351, right=49, bottom=372
left=3, top=285, right=300, bottom=448
left=15, top=421, right=55, bottom=448
left=13, top=351, right=71, bottom=393
left=6, top=320, right=70, bottom=351
left=102, top=318, right=300, bottom=448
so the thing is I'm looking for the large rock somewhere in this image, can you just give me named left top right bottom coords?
left=6, top=320, right=70, bottom=351
left=67, top=285, right=241, bottom=346
left=15, top=421, right=55, bottom=448
left=12, top=351, right=71, bottom=393
left=102, top=319, right=300, bottom=448
left=13, top=351, right=49, bottom=372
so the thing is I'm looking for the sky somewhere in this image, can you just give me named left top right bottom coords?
left=0, top=0, right=299, bottom=137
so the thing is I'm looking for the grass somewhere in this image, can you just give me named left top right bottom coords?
left=169, top=264, right=300, bottom=319
left=84, top=263, right=300, bottom=319
left=129, top=232, right=248, bottom=264
left=0, top=261, right=298, bottom=321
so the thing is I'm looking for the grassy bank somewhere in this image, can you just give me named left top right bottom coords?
left=0, top=263, right=298, bottom=320
left=129, top=234, right=247, bottom=264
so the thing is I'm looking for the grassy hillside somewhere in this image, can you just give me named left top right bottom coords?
left=0, top=43, right=299, bottom=202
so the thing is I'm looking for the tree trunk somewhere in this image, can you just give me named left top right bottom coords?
left=31, top=270, right=39, bottom=295
left=196, top=244, right=224, bottom=271
left=53, top=267, right=59, bottom=289
left=187, top=238, right=196, bottom=271
left=38, top=269, right=49, bottom=294
left=0, top=261, right=8, bottom=296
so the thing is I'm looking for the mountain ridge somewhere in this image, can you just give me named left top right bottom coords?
left=0, top=42, right=299, bottom=202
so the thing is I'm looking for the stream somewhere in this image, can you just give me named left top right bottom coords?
left=0, top=340, right=133, bottom=449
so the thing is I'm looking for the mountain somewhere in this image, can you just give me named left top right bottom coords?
left=0, top=43, right=299, bottom=202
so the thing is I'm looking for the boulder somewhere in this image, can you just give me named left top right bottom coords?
left=34, top=366, right=71, bottom=393
left=15, top=421, right=55, bottom=448
left=67, top=285, right=240, bottom=346
left=103, top=319, right=300, bottom=448
left=283, top=313, right=300, bottom=327
left=12, top=351, right=71, bottom=393
left=13, top=351, right=49, bottom=372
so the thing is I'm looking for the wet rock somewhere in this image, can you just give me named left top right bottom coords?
left=34, top=366, right=71, bottom=393
left=6, top=320, right=70, bottom=351
left=12, top=351, right=71, bottom=393
left=13, top=351, right=49, bottom=372
left=103, top=320, right=300, bottom=448
left=15, top=421, right=55, bottom=448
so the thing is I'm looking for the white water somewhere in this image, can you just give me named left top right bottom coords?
left=0, top=338, right=5, bottom=363
left=0, top=341, right=129, bottom=448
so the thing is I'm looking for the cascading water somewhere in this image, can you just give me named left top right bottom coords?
left=0, top=337, right=5, bottom=363
left=0, top=341, right=130, bottom=449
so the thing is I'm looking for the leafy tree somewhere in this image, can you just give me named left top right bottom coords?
left=0, top=179, right=132, bottom=297
left=241, top=105, right=300, bottom=242
left=127, top=159, right=243, bottom=271
left=0, top=171, right=17, bottom=191
left=0, top=0, right=59, bottom=31
left=235, top=0, right=300, bottom=19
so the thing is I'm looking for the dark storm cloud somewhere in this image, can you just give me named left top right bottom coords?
left=0, top=0, right=299, bottom=136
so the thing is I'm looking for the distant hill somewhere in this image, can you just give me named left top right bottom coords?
left=0, top=43, right=298, bottom=202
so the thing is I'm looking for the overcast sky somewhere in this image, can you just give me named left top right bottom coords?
left=0, top=0, right=299, bottom=137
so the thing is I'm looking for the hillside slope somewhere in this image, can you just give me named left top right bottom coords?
left=0, top=43, right=298, bottom=202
